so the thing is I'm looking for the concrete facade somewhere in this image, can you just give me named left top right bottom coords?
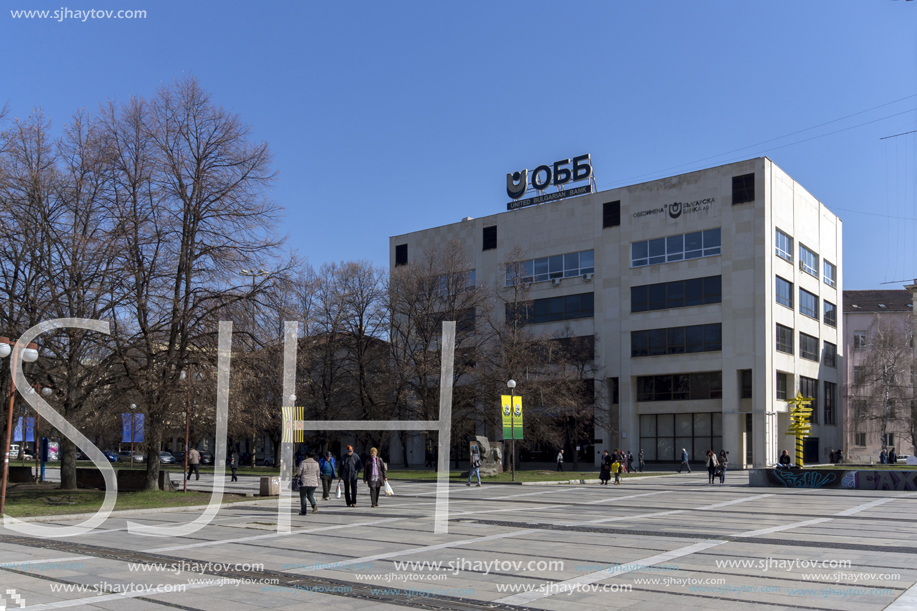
left=390, top=158, right=843, bottom=468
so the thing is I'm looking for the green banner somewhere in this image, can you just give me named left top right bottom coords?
left=512, top=396, right=523, bottom=440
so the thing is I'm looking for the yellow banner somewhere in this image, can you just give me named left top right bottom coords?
left=512, top=396, right=523, bottom=440
left=501, top=395, right=512, bottom=439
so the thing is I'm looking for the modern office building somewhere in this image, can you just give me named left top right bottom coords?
left=390, top=157, right=843, bottom=468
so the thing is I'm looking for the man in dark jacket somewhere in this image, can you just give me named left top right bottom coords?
left=888, top=448, right=897, bottom=465
left=339, top=446, right=363, bottom=507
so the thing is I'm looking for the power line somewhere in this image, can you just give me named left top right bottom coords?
left=881, top=129, right=917, bottom=140
left=830, top=207, right=917, bottom=222
left=606, top=93, right=917, bottom=188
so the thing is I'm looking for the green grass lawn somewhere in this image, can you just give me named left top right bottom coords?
left=386, top=469, right=669, bottom=483
left=3, top=482, right=253, bottom=518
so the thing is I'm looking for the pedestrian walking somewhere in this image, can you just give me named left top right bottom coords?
left=363, top=447, right=387, bottom=507
left=318, top=451, right=337, bottom=500
left=678, top=448, right=691, bottom=473
left=705, top=450, right=718, bottom=484
left=599, top=450, right=611, bottom=485
left=626, top=451, right=634, bottom=474
left=718, top=450, right=728, bottom=484
left=829, top=448, right=836, bottom=463
left=340, top=445, right=363, bottom=507
left=611, top=457, right=622, bottom=485
left=186, top=447, right=201, bottom=481
left=467, top=446, right=482, bottom=487
left=879, top=449, right=888, bottom=464
left=888, top=448, right=897, bottom=465
left=836, top=449, right=844, bottom=464
left=296, top=451, right=320, bottom=515
left=638, top=449, right=645, bottom=473
left=556, top=449, right=564, bottom=472
left=229, top=451, right=238, bottom=482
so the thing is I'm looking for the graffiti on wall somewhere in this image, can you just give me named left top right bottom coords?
left=856, top=471, right=917, bottom=491
left=768, top=468, right=839, bottom=489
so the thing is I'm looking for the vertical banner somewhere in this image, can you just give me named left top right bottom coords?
left=501, top=395, right=512, bottom=439
left=512, top=396, right=523, bottom=440
left=13, top=417, right=23, bottom=442
left=121, top=413, right=132, bottom=443
left=25, top=417, right=34, bottom=442
left=132, top=414, right=145, bottom=443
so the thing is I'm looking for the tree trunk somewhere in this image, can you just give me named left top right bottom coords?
left=59, top=437, right=78, bottom=490
left=145, top=416, right=162, bottom=491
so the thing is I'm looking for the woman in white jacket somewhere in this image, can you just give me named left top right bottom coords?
left=297, top=451, right=321, bottom=514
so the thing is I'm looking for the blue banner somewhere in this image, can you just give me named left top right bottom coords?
left=133, top=413, right=145, bottom=443
left=13, top=417, right=23, bottom=442
left=25, top=417, right=34, bottom=442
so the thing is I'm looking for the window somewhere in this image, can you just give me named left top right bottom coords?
left=639, top=412, right=723, bottom=462
left=824, top=301, right=836, bottom=327
left=824, top=382, right=836, bottom=425
left=631, top=324, right=722, bottom=357
left=603, top=200, right=621, bottom=228
left=823, top=260, right=836, bottom=288
left=799, top=244, right=818, bottom=278
left=799, top=376, right=818, bottom=423
left=631, top=228, right=720, bottom=267
left=775, top=229, right=793, bottom=262
left=395, top=244, right=408, bottom=266
left=823, top=341, right=836, bottom=367
left=799, top=288, right=818, bottom=319
left=741, top=370, right=752, bottom=399
left=854, top=400, right=867, bottom=419
left=776, top=372, right=788, bottom=400
left=855, top=432, right=867, bottom=447
left=507, top=292, right=594, bottom=325
left=636, top=372, right=723, bottom=402
left=853, top=366, right=866, bottom=385
left=883, top=433, right=895, bottom=448
left=776, top=324, right=794, bottom=354
left=854, top=331, right=867, bottom=349
left=800, top=333, right=819, bottom=361
left=887, top=400, right=897, bottom=419
left=776, top=276, right=793, bottom=308
left=435, top=270, right=476, bottom=297
left=631, top=276, right=721, bottom=312
left=732, top=172, right=755, bottom=204
left=482, top=226, right=497, bottom=251
left=506, top=250, right=594, bottom=286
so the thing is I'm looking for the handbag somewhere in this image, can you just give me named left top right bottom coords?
left=383, top=481, right=394, bottom=496
left=335, top=480, right=342, bottom=499
left=292, top=476, right=301, bottom=492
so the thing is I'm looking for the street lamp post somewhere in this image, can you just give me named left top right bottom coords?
left=180, top=370, right=190, bottom=492
left=0, top=337, right=39, bottom=516
left=507, top=379, right=516, bottom=482
left=129, top=404, right=137, bottom=470
left=241, top=268, right=268, bottom=469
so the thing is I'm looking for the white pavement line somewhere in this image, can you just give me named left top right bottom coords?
left=311, top=529, right=539, bottom=571
left=733, top=518, right=834, bottom=538
left=582, top=491, right=671, bottom=505
left=885, top=579, right=917, bottom=611
left=495, top=538, right=728, bottom=606
left=22, top=581, right=217, bottom=610
left=484, top=488, right=587, bottom=501
left=152, top=517, right=404, bottom=552
left=0, top=555, right=92, bottom=569
left=449, top=504, right=575, bottom=518
left=697, top=493, right=773, bottom=510
left=833, top=497, right=896, bottom=516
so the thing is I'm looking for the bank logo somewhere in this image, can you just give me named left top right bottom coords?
left=1, top=589, right=26, bottom=610
left=506, top=170, right=528, bottom=199
left=668, top=202, right=682, bottom=219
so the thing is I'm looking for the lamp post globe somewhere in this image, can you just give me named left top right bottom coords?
left=507, top=380, right=516, bottom=389
left=21, top=343, right=39, bottom=363
left=0, top=338, right=10, bottom=359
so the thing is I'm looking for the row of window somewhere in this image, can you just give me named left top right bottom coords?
left=775, top=374, right=836, bottom=425
left=631, top=276, right=721, bottom=312
left=505, top=250, right=594, bottom=286
left=631, top=228, right=721, bottom=268
left=775, top=276, right=837, bottom=326
left=639, top=412, right=724, bottom=462
left=774, top=229, right=837, bottom=287
left=636, top=372, right=723, bottom=402
left=775, top=324, right=836, bottom=366
left=631, top=324, right=722, bottom=357
left=507, top=292, right=594, bottom=324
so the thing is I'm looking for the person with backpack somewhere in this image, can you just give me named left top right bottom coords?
left=318, top=451, right=337, bottom=500
left=705, top=450, right=718, bottom=485
left=467, top=446, right=482, bottom=487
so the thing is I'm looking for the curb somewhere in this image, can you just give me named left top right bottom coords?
left=4, top=497, right=277, bottom=523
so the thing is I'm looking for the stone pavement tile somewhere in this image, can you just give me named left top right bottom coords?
left=78, top=597, right=175, bottom=610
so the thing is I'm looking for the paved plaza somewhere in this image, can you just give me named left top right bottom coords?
left=1, top=472, right=916, bottom=610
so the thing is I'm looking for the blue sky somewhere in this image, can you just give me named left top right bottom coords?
left=3, top=1, right=916, bottom=289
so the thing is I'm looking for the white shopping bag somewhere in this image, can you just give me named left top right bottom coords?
left=335, top=480, right=342, bottom=499
left=383, top=481, right=394, bottom=496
